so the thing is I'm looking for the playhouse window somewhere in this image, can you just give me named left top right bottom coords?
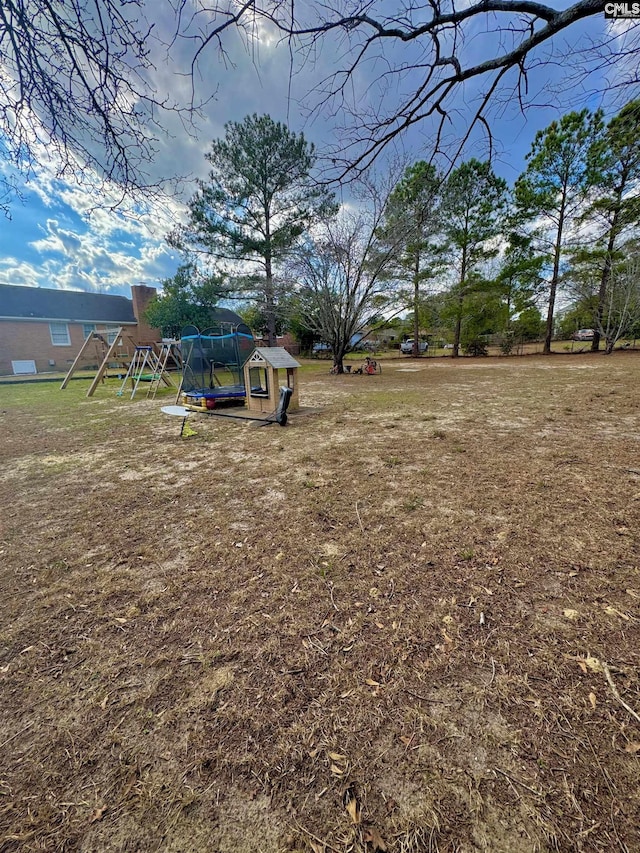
left=249, top=366, right=269, bottom=397
left=286, top=368, right=295, bottom=390
left=49, top=322, right=70, bottom=346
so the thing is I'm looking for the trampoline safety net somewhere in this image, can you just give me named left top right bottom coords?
left=180, top=323, right=254, bottom=405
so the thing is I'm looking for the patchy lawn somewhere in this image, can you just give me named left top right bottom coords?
left=1, top=353, right=639, bottom=853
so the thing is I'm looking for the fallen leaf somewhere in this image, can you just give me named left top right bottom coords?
left=309, top=841, right=325, bottom=853
left=345, top=797, right=361, bottom=824
left=585, top=656, right=603, bottom=673
left=327, top=751, right=346, bottom=762
left=442, top=629, right=453, bottom=644
left=363, top=827, right=388, bottom=851
left=589, top=692, right=597, bottom=709
left=90, top=805, right=107, bottom=823
left=330, top=763, right=346, bottom=777
left=400, top=735, right=414, bottom=747
left=604, top=605, right=630, bottom=621
left=114, top=617, right=127, bottom=624
left=563, top=608, right=579, bottom=620
left=624, top=742, right=640, bottom=753
left=100, top=695, right=109, bottom=710
left=365, top=678, right=380, bottom=687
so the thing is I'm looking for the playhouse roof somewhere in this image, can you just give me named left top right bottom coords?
left=250, top=347, right=300, bottom=369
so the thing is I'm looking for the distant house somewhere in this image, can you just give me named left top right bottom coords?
left=0, top=284, right=159, bottom=376
left=253, top=331, right=300, bottom=356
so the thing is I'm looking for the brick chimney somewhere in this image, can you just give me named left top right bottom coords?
left=131, top=285, right=161, bottom=344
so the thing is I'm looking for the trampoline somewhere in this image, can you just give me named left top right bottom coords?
left=180, top=314, right=255, bottom=409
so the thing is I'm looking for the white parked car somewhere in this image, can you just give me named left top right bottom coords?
left=572, top=329, right=595, bottom=341
left=400, top=339, right=428, bottom=354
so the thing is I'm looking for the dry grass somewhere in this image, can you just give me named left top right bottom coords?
left=1, top=352, right=640, bottom=852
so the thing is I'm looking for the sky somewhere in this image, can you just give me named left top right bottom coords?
left=0, top=1, right=638, bottom=302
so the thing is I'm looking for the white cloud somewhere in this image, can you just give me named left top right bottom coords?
left=22, top=214, right=177, bottom=295
left=0, top=258, right=44, bottom=288
left=31, top=220, right=83, bottom=256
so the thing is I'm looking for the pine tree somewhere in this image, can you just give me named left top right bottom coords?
left=442, top=160, right=508, bottom=357
left=584, top=100, right=640, bottom=351
left=515, top=109, right=603, bottom=354
left=378, top=161, right=446, bottom=356
left=170, top=114, right=336, bottom=345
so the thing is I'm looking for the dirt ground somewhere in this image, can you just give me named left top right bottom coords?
left=1, top=352, right=639, bottom=853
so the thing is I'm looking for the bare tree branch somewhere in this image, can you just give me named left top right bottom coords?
left=0, top=0, right=197, bottom=212
left=186, top=0, right=639, bottom=178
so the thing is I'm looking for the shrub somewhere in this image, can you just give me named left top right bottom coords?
left=464, top=339, right=489, bottom=356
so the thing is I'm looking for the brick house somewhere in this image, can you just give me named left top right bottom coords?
left=253, top=332, right=301, bottom=356
left=0, top=284, right=160, bottom=376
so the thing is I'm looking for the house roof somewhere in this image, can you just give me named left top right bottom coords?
left=249, top=347, right=300, bottom=369
left=0, top=284, right=137, bottom=324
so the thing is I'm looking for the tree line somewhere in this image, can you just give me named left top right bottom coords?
left=146, top=102, right=640, bottom=371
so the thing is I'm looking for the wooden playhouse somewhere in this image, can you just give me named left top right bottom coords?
left=243, top=347, right=300, bottom=415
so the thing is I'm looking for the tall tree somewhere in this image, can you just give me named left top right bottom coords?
left=584, top=100, right=640, bottom=351
left=598, top=246, right=640, bottom=353
left=144, top=264, right=230, bottom=338
left=442, top=159, right=508, bottom=357
left=494, top=231, right=546, bottom=330
left=290, top=180, right=402, bottom=372
left=170, top=114, right=336, bottom=346
left=515, top=109, right=602, bottom=354
left=378, top=161, right=445, bottom=356
left=565, top=240, right=640, bottom=353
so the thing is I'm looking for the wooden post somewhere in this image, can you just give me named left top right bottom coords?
left=60, top=332, right=107, bottom=389
left=86, top=329, right=127, bottom=397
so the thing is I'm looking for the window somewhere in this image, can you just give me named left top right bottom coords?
left=83, top=323, right=96, bottom=339
left=104, top=325, right=120, bottom=345
left=249, top=366, right=269, bottom=397
left=286, top=368, right=295, bottom=390
left=49, top=322, right=71, bottom=346
left=12, top=360, right=37, bottom=375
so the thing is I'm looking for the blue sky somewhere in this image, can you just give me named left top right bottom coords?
left=0, top=3, right=637, bottom=301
